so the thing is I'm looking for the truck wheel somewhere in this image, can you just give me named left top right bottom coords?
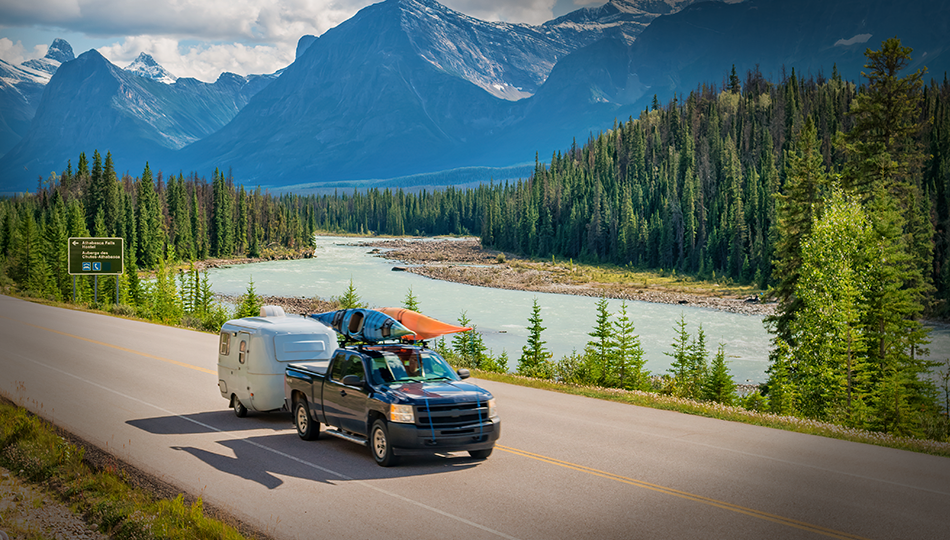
left=468, top=448, right=493, bottom=459
left=233, top=396, right=248, bottom=418
left=370, top=420, right=399, bottom=467
left=294, top=400, right=320, bottom=440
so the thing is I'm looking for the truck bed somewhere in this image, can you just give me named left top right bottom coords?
left=286, top=360, right=330, bottom=376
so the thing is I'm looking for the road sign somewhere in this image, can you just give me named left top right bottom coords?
left=68, top=237, right=124, bottom=276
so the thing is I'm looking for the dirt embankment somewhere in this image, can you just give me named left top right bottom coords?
left=363, top=238, right=776, bottom=316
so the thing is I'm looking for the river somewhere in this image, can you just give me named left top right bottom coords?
left=206, top=236, right=950, bottom=385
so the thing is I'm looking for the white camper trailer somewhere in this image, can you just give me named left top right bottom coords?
left=218, top=306, right=338, bottom=417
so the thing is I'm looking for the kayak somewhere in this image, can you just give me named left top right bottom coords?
left=309, top=309, right=413, bottom=342
left=377, top=307, right=472, bottom=340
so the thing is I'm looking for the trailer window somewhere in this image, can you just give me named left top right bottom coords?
left=238, top=340, right=248, bottom=364
left=219, top=332, right=230, bottom=355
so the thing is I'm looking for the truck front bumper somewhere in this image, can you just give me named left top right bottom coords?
left=387, top=418, right=501, bottom=456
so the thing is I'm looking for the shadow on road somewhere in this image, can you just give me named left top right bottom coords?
left=127, top=412, right=486, bottom=488
left=169, top=432, right=484, bottom=488
left=127, top=410, right=292, bottom=434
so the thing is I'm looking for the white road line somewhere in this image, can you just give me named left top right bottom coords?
left=7, top=351, right=521, bottom=540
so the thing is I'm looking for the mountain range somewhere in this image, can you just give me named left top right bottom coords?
left=1, top=0, right=948, bottom=193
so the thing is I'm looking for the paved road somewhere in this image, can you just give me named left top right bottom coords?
left=1, top=294, right=948, bottom=540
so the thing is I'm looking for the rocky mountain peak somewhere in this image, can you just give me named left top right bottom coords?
left=124, top=52, right=177, bottom=84
left=20, top=38, right=75, bottom=75
left=45, top=39, right=75, bottom=64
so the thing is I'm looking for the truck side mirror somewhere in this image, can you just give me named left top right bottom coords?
left=457, top=368, right=470, bottom=379
left=342, top=374, right=362, bottom=387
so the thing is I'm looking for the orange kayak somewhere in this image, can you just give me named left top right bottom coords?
left=377, top=307, right=472, bottom=340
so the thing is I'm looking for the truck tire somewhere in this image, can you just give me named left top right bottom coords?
left=370, top=419, right=399, bottom=467
left=233, top=396, right=248, bottom=418
left=294, top=400, right=320, bottom=441
left=468, top=448, right=492, bottom=459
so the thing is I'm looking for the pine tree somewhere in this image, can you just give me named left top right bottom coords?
left=610, top=301, right=646, bottom=390
left=403, top=287, right=420, bottom=311
left=666, top=314, right=694, bottom=397
left=337, top=279, right=363, bottom=309
left=235, top=277, right=263, bottom=319
left=839, top=38, right=935, bottom=435
left=586, top=296, right=614, bottom=386
left=518, top=298, right=550, bottom=378
left=703, top=344, right=736, bottom=405
left=769, top=116, right=829, bottom=345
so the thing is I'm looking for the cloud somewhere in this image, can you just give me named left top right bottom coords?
left=442, top=0, right=557, bottom=25
left=1, top=0, right=573, bottom=80
left=0, top=38, right=49, bottom=64
left=0, top=0, right=375, bottom=43
left=98, top=36, right=296, bottom=82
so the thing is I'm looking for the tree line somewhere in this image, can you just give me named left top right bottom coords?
left=1, top=39, right=947, bottom=440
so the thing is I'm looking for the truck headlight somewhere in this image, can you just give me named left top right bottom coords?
left=486, top=398, right=497, bottom=419
left=389, top=403, right=414, bottom=424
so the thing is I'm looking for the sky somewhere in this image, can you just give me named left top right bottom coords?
left=0, top=0, right=606, bottom=82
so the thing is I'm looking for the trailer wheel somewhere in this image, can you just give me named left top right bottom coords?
left=295, top=400, right=319, bottom=440
left=370, top=420, right=399, bottom=467
left=233, top=396, right=248, bottom=418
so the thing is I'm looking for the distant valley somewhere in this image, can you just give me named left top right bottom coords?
left=1, top=0, right=948, bottom=193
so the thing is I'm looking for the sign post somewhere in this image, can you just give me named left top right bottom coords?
left=68, top=237, right=125, bottom=304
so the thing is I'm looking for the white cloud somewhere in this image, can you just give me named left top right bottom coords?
left=98, top=36, right=296, bottom=82
left=0, top=0, right=374, bottom=42
left=442, top=0, right=557, bottom=24
left=0, top=0, right=576, bottom=80
left=0, top=38, right=49, bottom=64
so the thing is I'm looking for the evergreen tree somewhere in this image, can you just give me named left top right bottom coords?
left=769, top=116, right=829, bottom=346
left=839, top=38, right=935, bottom=435
left=586, top=296, right=614, bottom=386
left=610, top=301, right=646, bottom=390
left=666, top=314, right=695, bottom=397
left=403, top=287, right=421, bottom=311
left=337, top=279, right=363, bottom=309
left=136, top=163, right=164, bottom=269
left=235, top=277, right=263, bottom=319
left=703, top=344, right=736, bottom=405
left=518, top=298, right=550, bottom=378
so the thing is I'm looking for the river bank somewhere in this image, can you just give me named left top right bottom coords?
left=361, top=238, right=776, bottom=316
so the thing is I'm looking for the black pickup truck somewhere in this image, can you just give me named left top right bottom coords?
left=284, top=344, right=500, bottom=466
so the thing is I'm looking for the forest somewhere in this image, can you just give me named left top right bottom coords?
left=1, top=39, right=948, bottom=440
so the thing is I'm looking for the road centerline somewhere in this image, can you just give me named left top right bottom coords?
left=495, top=446, right=870, bottom=540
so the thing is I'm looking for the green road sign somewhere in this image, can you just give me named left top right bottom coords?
left=68, top=237, right=124, bottom=276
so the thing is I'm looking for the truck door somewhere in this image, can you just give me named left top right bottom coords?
left=324, top=353, right=371, bottom=435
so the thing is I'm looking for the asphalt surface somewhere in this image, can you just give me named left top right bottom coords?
left=1, top=294, right=948, bottom=540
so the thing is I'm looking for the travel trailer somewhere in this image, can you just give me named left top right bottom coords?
left=218, top=306, right=338, bottom=416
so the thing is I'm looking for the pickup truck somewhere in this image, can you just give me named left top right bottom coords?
left=284, top=344, right=500, bottom=466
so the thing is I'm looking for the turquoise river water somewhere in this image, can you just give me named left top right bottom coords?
left=206, top=236, right=950, bottom=384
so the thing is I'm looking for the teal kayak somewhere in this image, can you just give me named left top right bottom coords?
left=309, top=309, right=413, bottom=342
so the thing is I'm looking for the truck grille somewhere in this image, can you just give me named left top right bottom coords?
left=416, top=402, right=488, bottom=434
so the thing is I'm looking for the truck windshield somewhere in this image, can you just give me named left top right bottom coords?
left=367, top=349, right=460, bottom=384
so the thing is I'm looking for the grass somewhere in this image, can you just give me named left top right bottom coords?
left=508, top=256, right=763, bottom=299
left=0, top=400, right=259, bottom=540
left=470, top=369, right=950, bottom=458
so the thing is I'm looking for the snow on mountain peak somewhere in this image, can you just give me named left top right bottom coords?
left=125, top=52, right=177, bottom=84
left=20, top=38, right=75, bottom=76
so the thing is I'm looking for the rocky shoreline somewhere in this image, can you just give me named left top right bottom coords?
left=362, top=238, right=776, bottom=316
